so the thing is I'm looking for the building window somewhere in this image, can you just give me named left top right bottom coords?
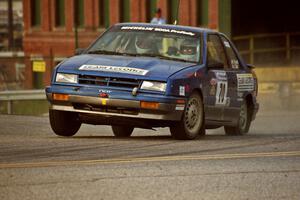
left=98, top=0, right=109, bottom=28
left=119, top=0, right=130, bottom=23
left=167, top=0, right=179, bottom=24
left=74, top=0, right=84, bottom=28
left=55, top=0, right=65, bottom=27
left=31, top=0, right=41, bottom=27
left=146, top=0, right=157, bottom=23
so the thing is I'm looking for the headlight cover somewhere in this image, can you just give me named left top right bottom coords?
left=55, top=73, right=78, bottom=84
left=141, top=81, right=167, bottom=92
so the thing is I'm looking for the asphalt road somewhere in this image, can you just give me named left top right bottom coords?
left=0, top=110, right=300, bottom=200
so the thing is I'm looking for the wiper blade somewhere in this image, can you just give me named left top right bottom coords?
left=138, top=53, right=193, bottom=63
left=87, top=50, right=137, bottom=57
left=87, top=50, right=119, bottom=55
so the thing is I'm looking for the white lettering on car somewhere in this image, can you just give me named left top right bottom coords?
left=237, top=74, right=254, bottom=92
left=79, top=65, right=149, bottom=76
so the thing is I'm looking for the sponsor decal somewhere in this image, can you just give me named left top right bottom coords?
left=215, top=81, right=228, bottom=106
left=225, top=97, right=230, bottom=106
left=210, top=85, right=216, bottom=96
left=179, top=86, right=185, bottom=96
left=79, top=65, right=148, bottom=76
left=215, top=71, right=227, bottom=80
left=210, top=78, right=217, bottom=86
left=237, top=74, right=254, bottom=92
left=237, top=98, right=243, bottom=101
left=121, top=26, right=195, bottom=36
left=99, top=92, right=109, bottom=98
left=231, top=59, right=239, bottom=69
left=99, top=89, right=112, bottom=93
left=224, top=41, right=231, bottom=48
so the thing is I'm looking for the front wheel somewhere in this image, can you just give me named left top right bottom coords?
left=170, top=92, right=205, bottom=140
left=224, top=100, right=250, bottom=135
left=112, top=125, right=134, bottom=137
left=49, top=110, right=81, bottom=137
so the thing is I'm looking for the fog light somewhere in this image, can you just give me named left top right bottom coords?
left=140, top=101, right=159, bottom=109
left=53, top=93, right=69, bottom=101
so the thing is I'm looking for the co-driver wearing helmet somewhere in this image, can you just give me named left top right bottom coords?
left=179, top=40, right=198, bottom=62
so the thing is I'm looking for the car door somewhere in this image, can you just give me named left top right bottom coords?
left=204, top=34, right=231, bottom=122
left=219, top=35, right=247, bottom=122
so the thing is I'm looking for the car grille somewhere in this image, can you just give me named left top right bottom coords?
left=73, top=103, right=139, bottom=115
left=78, top=75, right=141, bottom=89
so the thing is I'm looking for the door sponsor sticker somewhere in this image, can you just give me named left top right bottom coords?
left=237, top=74, right=254, bottom=92
left=79, top=65, right=149, bottom=76
left=215, top=71, right=227, bottom=80
left=215, top=81, right=228, bottom=105
left=179, top=86, right=185, bottom=96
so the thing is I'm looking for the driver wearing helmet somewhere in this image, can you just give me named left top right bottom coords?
left=179, top=40, right=198, bottom=62
left=135, top=35, right=154, bottom=54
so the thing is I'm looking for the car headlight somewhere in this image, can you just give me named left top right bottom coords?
left=55, top=73, right=78, bottom=83
left=141, top=81, right=167, bottom=92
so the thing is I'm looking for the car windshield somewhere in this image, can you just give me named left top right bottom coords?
left=87, top=25, right=202, bottom=63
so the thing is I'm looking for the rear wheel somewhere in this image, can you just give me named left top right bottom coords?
left=224, top=100, right=250, bottom=135
left=49, top=110, right=81, bottom=137
left=112, top=125, right=134, bottom=137
left=170, top=92, right=205, bottom=140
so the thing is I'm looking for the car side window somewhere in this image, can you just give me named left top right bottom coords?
left=207, top=34, right=229, bottom=69
left=220, top=36, right=241, bottom=70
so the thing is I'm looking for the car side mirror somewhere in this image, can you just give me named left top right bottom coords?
left=208, top=61, right=224, bottom=69
left=247, top=64, right=255, bottom=69
left=75, top=48, right=85, bottom=55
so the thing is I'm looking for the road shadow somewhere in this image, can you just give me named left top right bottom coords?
left=49, top=132, right=300, bottom=142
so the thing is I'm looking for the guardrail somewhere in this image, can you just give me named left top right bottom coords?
left=0, top=89, right=46, bottom=114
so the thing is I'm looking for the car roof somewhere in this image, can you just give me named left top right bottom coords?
left=114, top=23, right=218, bottom=35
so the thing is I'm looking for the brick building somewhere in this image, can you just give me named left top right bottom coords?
left=23, top=0, right=300, bottom=89
left=23, top=0, right=222, bottom=89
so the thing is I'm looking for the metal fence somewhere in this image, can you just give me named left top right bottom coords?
left=232, top=32, right=300, bottom=65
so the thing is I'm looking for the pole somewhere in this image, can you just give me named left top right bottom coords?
left=74, top=0, right=79, bottom=49
left=7, top=0, right=14, bottom=49
left=174, top=0, right=180, bottom=25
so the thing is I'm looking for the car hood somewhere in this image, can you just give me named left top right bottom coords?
left=58, top=54, right=197, bottom=81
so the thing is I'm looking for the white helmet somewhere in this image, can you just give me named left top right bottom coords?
left=135, top=35, right=152, bottom=54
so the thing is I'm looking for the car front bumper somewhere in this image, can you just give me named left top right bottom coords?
left=45, top=85, right=185, bottom=121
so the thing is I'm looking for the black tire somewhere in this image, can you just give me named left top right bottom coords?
left=49, top=110, right=81, bottom=137
left=112, top=125, right=134, bottom=137
left=170, top=92, right=205, bottom=140
left=224, top=100, right=251, bottom=135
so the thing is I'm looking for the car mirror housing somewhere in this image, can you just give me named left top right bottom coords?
left=75, top=48, right=85, bottom=55
left=247, top=64, right=255, bottom=69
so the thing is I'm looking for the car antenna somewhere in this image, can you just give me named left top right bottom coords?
left=173, top=0, right=180, bottom=25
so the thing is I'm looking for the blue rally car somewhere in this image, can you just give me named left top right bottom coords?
left=45, top=23, right=259, bottom=140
